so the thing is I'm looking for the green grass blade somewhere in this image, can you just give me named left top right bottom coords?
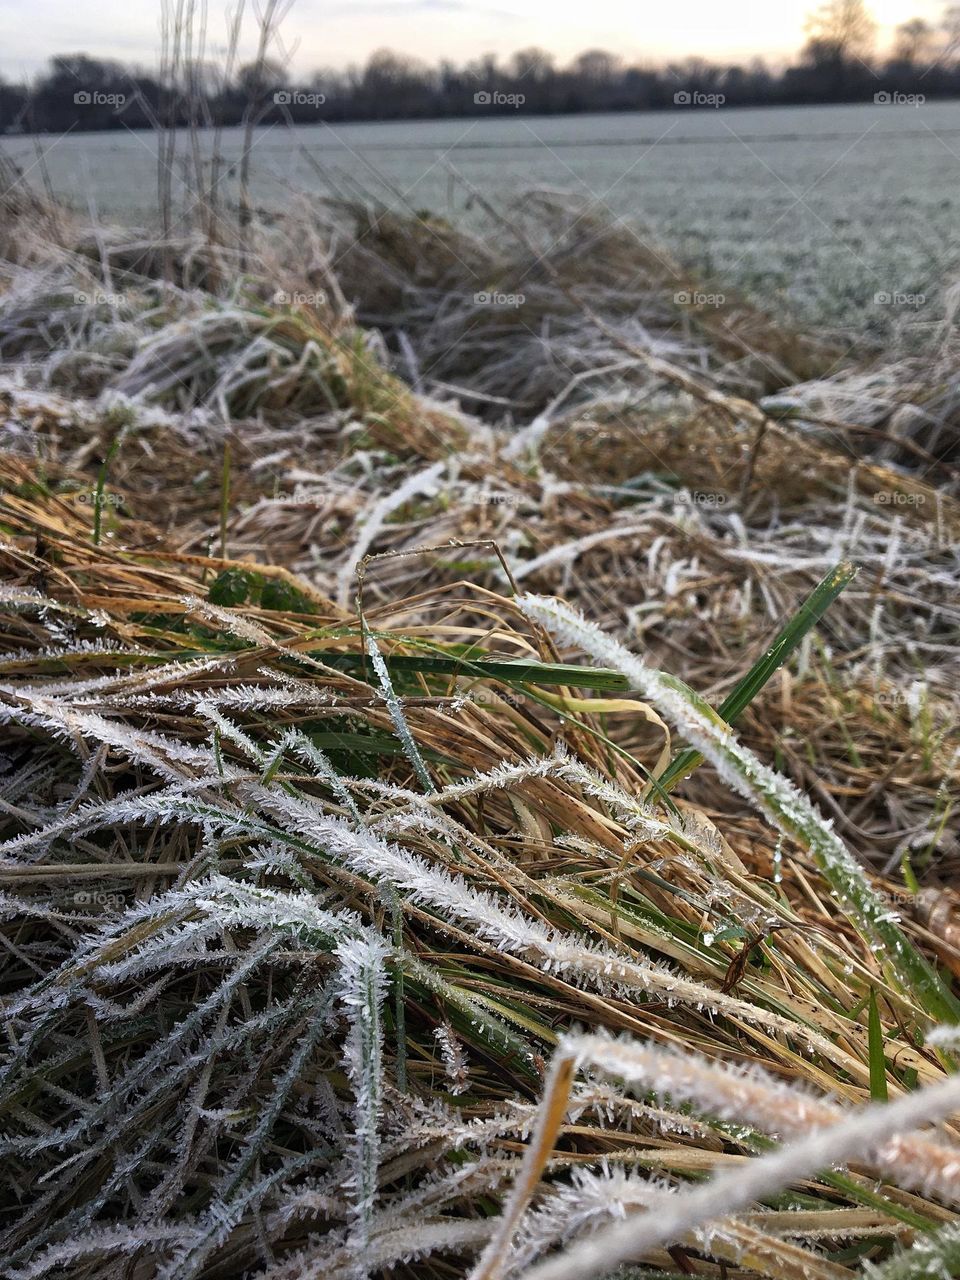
left=657, top=561, right=857, bottom=790
left=310, top=650, right=631, bottom=692
left=307, top=732, right=456, bottom=763
left=868, top=989, right=889, bottom=1102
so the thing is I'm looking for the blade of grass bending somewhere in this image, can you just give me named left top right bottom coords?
left=309, top=650, right=630, bottom=693
left=657, top=561, right=857, bottom=790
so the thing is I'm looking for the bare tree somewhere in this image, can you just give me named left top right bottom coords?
left=943, top=4, right=960, bottom=61
left=510, top=48, right=554, bottom=82
left=804, top=0, right=877, bottom=60
left=894, top=17, right=934, bottom=63
left=235, top=57, right=285, bottom=97
left=571, top=50, right=622, bottom=83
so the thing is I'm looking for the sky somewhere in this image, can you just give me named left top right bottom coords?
left=0, top=0, right=949, bottom=80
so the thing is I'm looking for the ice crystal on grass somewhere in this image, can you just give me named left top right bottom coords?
left=866, top=1221, right=960, bottom=1280
left=568, top=1032, right=960, bottom=1206
left=6, top=1223, right=200, bottom=1280
left=0, top=687, right=241, bottom=782
left=518, top=592, right=960, bottom=1024
left=282, top=728, right=364, bottom=823
left=506, top=1165, right=667, bottom=1275
left=187, top=875, right=371, bottom=952
left=195, top=701, right=267, bottom=769
left=421, top=745, right=569, bottom=805
left=486, top=1032, right=960, bottom=1280
left=164, top=985, right=338, bottom=1280
left=434, top=1022, right=470, bottom=1095
left=39, top=779, right=847, bottom=1052
left=336, top=932, right=391, bottom=1255
left=365, top=634, right=435, bottom=794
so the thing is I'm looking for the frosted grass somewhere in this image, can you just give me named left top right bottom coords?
left=518, top=592, right=960, bottom=1024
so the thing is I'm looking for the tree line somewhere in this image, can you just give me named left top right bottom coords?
left=2, top=0, right=960, bottom=135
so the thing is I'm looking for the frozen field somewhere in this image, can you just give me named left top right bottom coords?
left=4, top=100, right=960, bottom=332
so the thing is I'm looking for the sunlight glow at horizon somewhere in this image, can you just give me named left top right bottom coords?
left=0, top=0, right=949, bottom=80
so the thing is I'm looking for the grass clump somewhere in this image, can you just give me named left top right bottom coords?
left=0, top=191, right=959, bottom=1280
left=1, top=470, right=959, bottom=1279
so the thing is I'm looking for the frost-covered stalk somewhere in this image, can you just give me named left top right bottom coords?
left=517, top=1062, right=960, bottom=1280
left=505, top=1167, right=829, bottom=1280
left=90, top=788, right=846, bottom=1056
left=434, top=1023, right=469, bottom=1095
left=469, top=1044, right=579, bottom=1280
left=517, top=593, right=960, bottom=1024
left=284, top=729, right=364, bottom=824
left=270, top=727, right=409, bottom=1090
left=365, top=634, right=435, bottom=794
left=421, top=746, right=570, bottom=806
left=866, top=1222, right=960, bottom=1280
left=161, top=991, right=337, bottom=1280
left=0, top=688, right=245, bottom=783
left=336, top=932, right=391, bottom=1254
left=5, top=1224, right=201, bottom=1280
left=404, top=952, right=536, bottom=1072
left=561, top=1033, right=960, bottom=1207
left=254, top=1217, right=496, bottom=1280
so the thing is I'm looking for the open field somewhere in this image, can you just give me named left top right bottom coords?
left=0, top=133, right=959, bottom=1280
left=4, top=100, right=960, bottom=335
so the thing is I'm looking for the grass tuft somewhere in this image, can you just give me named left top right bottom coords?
left=0, top=191, right=958, bottom=1280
